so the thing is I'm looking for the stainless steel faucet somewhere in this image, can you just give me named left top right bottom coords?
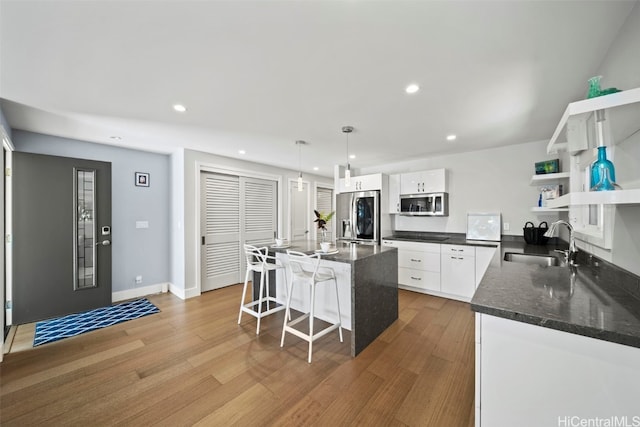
left=544, top=220, right=578, bottom=266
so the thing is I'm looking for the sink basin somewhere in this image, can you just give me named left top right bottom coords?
left=504, top=252, right=562, bottom=267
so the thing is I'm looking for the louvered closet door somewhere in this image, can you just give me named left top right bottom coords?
left=201, top=173, right=241, bottom=291
left=316, top=186, right=334, bottom=239
left=242, top=177, right=277, bottom=249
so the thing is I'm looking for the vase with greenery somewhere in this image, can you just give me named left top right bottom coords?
left=314, top=210, right=334, bottom=242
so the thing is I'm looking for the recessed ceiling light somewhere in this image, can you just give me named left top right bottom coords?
left=405, top=84, right=420, bottom=94
left=173, top=104, right=187, bottom=113
left=238, top=149, right=246, bottom=155
left=109, top=136, right=121, bottom=140
left=349, top=154, right=356, bottom=159
left=313, top=167, right=319, bottom=171
left=446, top=134, right=457, bottom=141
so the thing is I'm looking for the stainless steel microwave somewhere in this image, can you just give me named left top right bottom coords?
left=399, top=193, right=448, bottom=216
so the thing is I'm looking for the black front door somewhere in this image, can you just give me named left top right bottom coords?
left=12, top=152, right=112, bottom=324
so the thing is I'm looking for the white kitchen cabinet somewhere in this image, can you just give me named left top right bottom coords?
left=476, top=313, right=640, bottom=427
left=388, top=173, right=401, bottom=213
left=382, top=239, right=440, bottom=293
left=400, top=168, right=447, bottom=194
left=338, top=173, right=384, bottom=193
left=441, top=244, right=476, bottom=300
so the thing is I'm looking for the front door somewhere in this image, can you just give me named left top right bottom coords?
left=12, top=152, right=112, bottom=324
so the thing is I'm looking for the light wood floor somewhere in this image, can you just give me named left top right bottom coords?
left=0, top=285, right=475, bottom=426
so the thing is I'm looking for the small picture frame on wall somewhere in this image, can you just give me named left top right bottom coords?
left=135, top=172, right=150, bottom=187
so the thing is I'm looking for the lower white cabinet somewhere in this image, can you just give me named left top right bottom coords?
left=383, top=239, right=496, bottom=301
left=476, top=313, right=640, bottom=426
left=441, top=244, right=476, bottom=299
left=398, top=243, right=441, bottom=292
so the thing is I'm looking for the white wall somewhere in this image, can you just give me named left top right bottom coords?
left=11, top=130, right=171, bottom=293
left=169, top=148, right=186, bottom=296
left=176, top=148, right=333, bottom=298
left=597, top=1, right=640, bottom=276
left=361, top=140, right=568, bottom=236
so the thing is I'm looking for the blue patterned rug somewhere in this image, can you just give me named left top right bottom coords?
left=33, top=298, right=160, bottom=347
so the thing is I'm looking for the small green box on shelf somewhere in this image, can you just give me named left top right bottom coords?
left=535, top=159, right=559, bottom=175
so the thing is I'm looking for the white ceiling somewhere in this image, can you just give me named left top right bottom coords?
left=1, top=0, right=637, bottom=177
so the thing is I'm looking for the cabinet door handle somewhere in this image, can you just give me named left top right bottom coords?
left=410, top=276, right=422, bottom=281
left=410, top=258, right=421, bottom=262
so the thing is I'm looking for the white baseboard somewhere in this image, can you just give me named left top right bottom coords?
left=112, top=282, right=170, bottom=302
left=168, top=283, right=201, bottom=300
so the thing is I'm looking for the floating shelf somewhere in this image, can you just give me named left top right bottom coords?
left=547, top=87, right=640, bottom=154
left=530, top=172, right=570, bottom=185
left=530, top=207, right=569, bottom=213
left=546, top=189, right=640, bottom=208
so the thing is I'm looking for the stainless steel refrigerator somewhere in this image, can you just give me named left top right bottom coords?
left=336, top=190, right=380, bottom=244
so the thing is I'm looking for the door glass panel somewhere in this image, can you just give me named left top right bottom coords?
left=74, top=169, right=97, bottom=290
left=355, top=196, right=374, bottom=239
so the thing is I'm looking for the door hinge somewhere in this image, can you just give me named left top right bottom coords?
left=201, top=236, right=205, bottom=245
left=5, top=300, right=12, bottom=309
left=5, top=234, right=10, bottom=244
left=5, top=167, right=10, bottom=176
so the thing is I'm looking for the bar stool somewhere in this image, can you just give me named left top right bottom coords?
left=238, top=244, right=287, bottom=334
left=281, top=250, right=343, bottom=363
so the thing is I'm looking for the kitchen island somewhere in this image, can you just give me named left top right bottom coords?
left=265, top=240, right=398, bottom=357
left=471, top=241, right=640, bottom=426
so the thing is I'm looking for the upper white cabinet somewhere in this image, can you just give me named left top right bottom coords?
left=388, top=173, right=401, bottom=213
left=339, top=173, right=384, bottom=193
left=400, top=168, right=447, bottom=194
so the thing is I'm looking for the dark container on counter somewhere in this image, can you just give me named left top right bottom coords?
left=523, top=221, right=549, bottom=245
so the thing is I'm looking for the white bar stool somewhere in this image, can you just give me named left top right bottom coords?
left=238, top=244, right=287, bottom=334
left=281, top=250, right=343, bottom=363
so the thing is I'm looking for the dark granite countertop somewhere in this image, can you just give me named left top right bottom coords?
left=382, top=231, right=499, bottom=247
left=268, top=240, right=396, bottom=263
left=471, top=240, right=640, bottom=349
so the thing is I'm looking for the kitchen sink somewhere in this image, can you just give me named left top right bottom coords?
left=504, top=252, right=562, bottom=267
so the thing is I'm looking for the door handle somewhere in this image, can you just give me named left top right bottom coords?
left=96, top=240, right=111, bottom=246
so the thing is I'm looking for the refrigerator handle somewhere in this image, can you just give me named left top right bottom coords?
left=351, top=195, right=357, bottom=240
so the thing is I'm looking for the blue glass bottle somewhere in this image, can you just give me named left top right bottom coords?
left=590, top=146, right=616, bottom=191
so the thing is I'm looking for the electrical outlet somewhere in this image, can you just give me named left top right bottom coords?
left=503, top=222, right=510, bottom=231
left=135, top=275, right=142, bottom=284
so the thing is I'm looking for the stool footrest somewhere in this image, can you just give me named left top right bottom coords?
left=241, top=297, right=285, bottom=319
left=283, top=316, right=341, bottom=343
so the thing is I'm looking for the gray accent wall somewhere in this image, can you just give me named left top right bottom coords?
left=12, top=130, right=170, bottom=292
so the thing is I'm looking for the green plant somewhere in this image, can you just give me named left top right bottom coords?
left=314, top=210, right=334, bottom=230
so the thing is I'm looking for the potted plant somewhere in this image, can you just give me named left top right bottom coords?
left=314, top=210, right=334, bottom=242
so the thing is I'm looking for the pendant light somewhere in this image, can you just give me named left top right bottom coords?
left=342, top=126, right=354, bottom=187
left=295, top=140, right=306, bottom=191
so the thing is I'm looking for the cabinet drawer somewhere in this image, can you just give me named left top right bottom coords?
left=442, top=244, right=475, bottom=257
left=398, top=250, right=440, bottom=272
left=399, top=267, right=440, bottom=292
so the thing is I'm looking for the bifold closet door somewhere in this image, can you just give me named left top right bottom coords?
left=200, top=173, right=277, bottom=292
left=201, top=173, right=241, bottom=292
